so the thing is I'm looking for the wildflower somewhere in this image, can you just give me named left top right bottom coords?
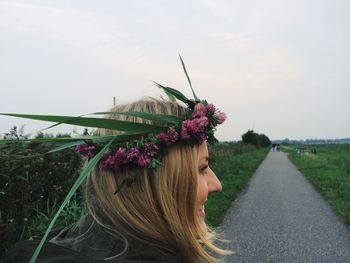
left=156, top=128, right=179, bottom=145
left=114, top=148, right=127, bottom=163
left=76, top=144, right=96, bottom=159
left=213, top=110, right=226, bottom=125
left=137, top=155, right=151, bottom=168
left=143, top=143, right=159, bottom=158
left=206, top=103, right=216, bottom=113
left=126, top=148, right=140, bottom=164
left=192, top=103, right=207, bottom=118
left=196, top=116, right=209, bottom=130
left=100, top=153, right=116, bottom=171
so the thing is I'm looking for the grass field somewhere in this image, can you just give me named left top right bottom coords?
left=206, top=143, right=270, bottom=227
left=283, top=144, right=350, bottom=225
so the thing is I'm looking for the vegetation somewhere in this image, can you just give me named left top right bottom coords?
left=0, top=127, right=83, bottom=257
left=283, top=144, right=350, bottom=225
left=0, top=127, right=269, bottom=256
left=241, top=130, right=271, bottom=148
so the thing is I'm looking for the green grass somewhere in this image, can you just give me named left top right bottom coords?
left=206, top=143, right=270, bottom=227
left=283, top=144, right=350, bottom=225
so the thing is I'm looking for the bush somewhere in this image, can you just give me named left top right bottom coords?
left=241, top=130, right=271, bottom=148
left=0, top=127, right=84, bottom=256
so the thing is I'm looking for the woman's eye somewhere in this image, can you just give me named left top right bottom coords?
left=199, top=165, right=209, bottom=173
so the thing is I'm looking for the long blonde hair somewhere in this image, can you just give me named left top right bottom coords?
left=83, top=98, right=226, bottom=262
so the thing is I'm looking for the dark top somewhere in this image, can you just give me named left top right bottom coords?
left=3, top=224, right=180, bottom=263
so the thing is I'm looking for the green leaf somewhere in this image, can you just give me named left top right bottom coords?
left=47, top=140, right=86, bottom=154
left=0, top=135, right=105, bottom=145
left=89, top=111, right=183, bottom=124
left=0, top=113, right=167, bottom=133
left=179, top=54, right=199, bottom=101
left=165, top=92, right=176, bottom=102
left=29, top=139, right=114, bottom=263
left=153, top=82, right=194, bottom=107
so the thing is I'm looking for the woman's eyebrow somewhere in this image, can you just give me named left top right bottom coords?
left=199, top=156, right=209, bottom=162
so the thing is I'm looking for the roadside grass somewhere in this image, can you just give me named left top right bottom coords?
left=206, top=143, right=270, bottom=227
left=283, top=144, right=350, bottom=225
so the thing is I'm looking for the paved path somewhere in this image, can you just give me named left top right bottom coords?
left=218, top=151, right=350, bottom=263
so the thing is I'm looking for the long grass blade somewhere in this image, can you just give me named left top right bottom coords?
left=153, top=82, right=194, bottom=106
left=0, top=113, right=166, bottom=133
left=89, top=111, right=183, bottom=124
left=47, top=140, right=85, bottom=153
left=29, top=139, right=113, bottom=263
left=179, top=54, right=198, bottom=101
left=0, top=137, right=83, bottom=144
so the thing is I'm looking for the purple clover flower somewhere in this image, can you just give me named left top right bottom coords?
left=76, top=144, right=96, bottom=159
left=193, top=133, right=206, bottom=144
left=206, top=103, right=216, bottom=114
left=143, top=143, right=159, bottom=158
left=137, top=155, right=151, bottom=168
left=181, top=117, right=209, bottom=142
left=192, top=103, right=207, bottom=118
left=156, top=128, right=179, bottom=145
left=213, top=110, right=226, bottom=125
left=126, top=147, right=140, bottom=164
left=114, top=148, right=127, bottom=163
left=99, top=153, right=116, bottom=171
left=181, top=119, right=199, bottom=141
left=196, top=116, right=209, bottom=130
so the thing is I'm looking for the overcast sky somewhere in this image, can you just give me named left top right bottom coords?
left=1, top=0, right=349, bottom=141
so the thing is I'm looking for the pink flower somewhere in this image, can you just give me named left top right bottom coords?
left=156, top=128, right=179, bottom=145
left=126, top=148, right=140, bottom=164
left=114, top=148, right=127, bottom=164
left=194, top=133, right=206, bottom=144
left=99, top=153, right=115, bottom=171
left=213, top=110, right=226, bottom=125
left=181, top=120, right=200, bottom=140
left=206, top=103, right=216, bottom=113
left=196, top=116, right=209, bottom=130
left=181, top=127, right=190, bottom=140
left=137, top=155, right=151, bottom=168
left=192, top=103, right=207, bottom=118
left=76, top=144, right=96, bottom=159
left=143, top=143, right=159, bottom=158
left=181, top=117, right=209, bottom=142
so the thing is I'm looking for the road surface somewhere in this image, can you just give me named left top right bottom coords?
left=218, top=151, right=350, bottom=263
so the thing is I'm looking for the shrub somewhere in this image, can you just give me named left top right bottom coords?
left=0, top=127, right=83, bottom=256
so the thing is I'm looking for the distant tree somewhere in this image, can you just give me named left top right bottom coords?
left=241, top=130, right=271, bottom=148
left=257, top=134, right=271, bottom=147
left=241, top=130, right=258, bottom=146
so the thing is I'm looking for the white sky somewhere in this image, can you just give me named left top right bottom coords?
left=0, top=0, right=349, bottom=141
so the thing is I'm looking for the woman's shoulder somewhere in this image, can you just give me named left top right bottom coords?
left=3, top=239, right=95, bottom=263
left=3, top=240, right=180, bottom=263
left=3, top=226, right=181, bottom=263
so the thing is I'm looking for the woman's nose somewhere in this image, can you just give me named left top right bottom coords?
left=208, top=169, right=222, bottom=193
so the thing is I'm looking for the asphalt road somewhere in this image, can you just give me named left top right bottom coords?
left=218, top=150, right=350, bottom=263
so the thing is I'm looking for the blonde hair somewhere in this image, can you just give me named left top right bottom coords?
left=83, top=98, right=227, bottom=262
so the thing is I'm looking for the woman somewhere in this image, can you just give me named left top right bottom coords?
left=3, top=80, right=227, bottom=263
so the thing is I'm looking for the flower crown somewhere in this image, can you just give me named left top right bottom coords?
left=0, top=56, right=226, bottom=263
left=76, top=100, right=225, bottom=174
